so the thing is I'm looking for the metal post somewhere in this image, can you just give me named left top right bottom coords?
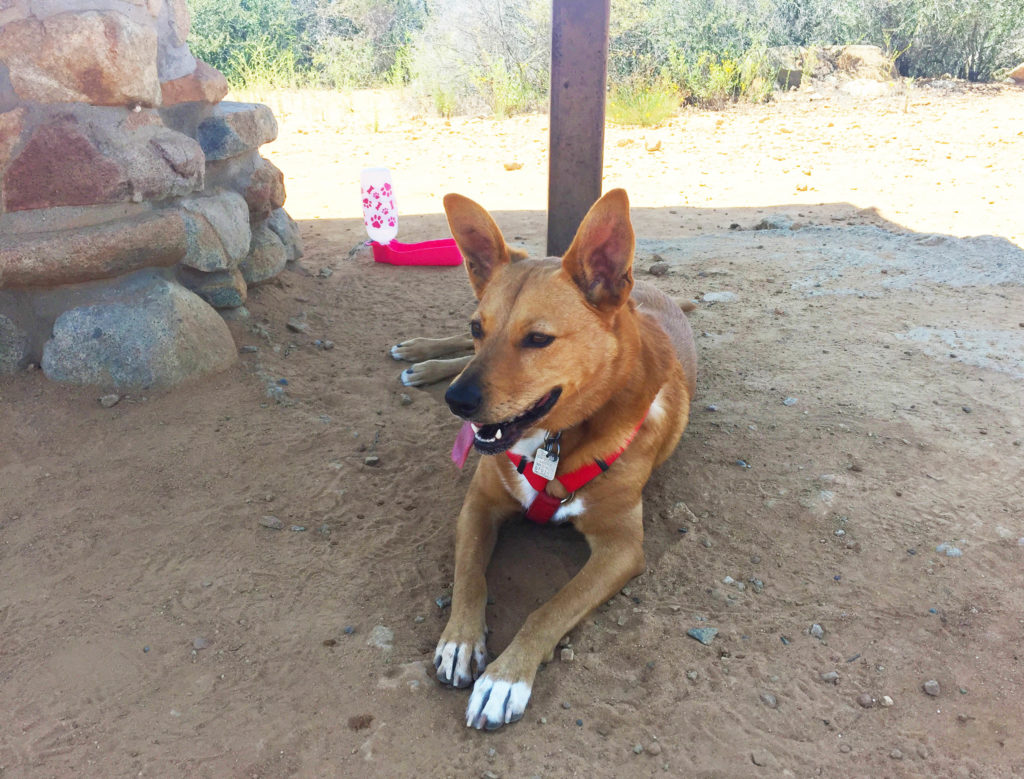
left=547, top=0, right=611, bottom=257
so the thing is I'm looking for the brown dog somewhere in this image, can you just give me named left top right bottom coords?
left=434, top=188, right=697, bottom=730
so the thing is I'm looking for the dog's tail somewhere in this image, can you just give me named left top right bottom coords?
left=675, top=298, right=697, bottom=313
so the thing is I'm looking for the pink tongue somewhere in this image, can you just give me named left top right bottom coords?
left=451, top=421, right=475, bottom=468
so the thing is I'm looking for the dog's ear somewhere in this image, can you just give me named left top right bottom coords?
left=561, top=189, right=635, bottom=311
left=444, top=193, right=512, bottom=298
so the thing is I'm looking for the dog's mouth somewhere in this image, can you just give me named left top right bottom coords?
left=472, top=388, right=562, bottom=454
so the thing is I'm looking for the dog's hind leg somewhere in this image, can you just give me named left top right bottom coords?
left=391, top=334, right=474, bottom=363
left=400, top=355, right=472, bottom=387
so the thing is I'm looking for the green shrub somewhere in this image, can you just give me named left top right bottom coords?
left=607, top=78, right=679, bottom=126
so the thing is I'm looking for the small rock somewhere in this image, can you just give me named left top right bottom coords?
left=923, top=679, right=940, bottom=696
left=503, top=161, right=523, bottom=171
left=935, top=543, right=962, bottom=557
left=99, top=393, right=122, bottom=408
left=838, top=743, right=852, bottom=754
left=648, top=262, right=669, bottom=277
left=687, top=627, right=718, bottom=645
left=750, top=749, right=775, bottom=767
left=560, top=647, right=575, bottom=662
left=317, top=266, right=334, bottom=278
left=143, top=645, right=150, bottom=652
left=810, top=623, right=825, bottom=639
left=890, top=749, right=903, bottom=760
left=561, top=701, right=571, bottom=710
left=364, top=456, right=380, bottom=467
left=647, top=741, right=662, bottom=756
left=366, top=625, right=394, bottom=650
left=880, top=695, right=894, bottom=707
left=702, top=291, right=737, bottom=304
left=239, top=345, right=259, bottom=353
left=633, top=744, right=644, bottom=754
left=759, top=692, right=778, bottom=708
left=343, top=625, right=355, bottom=634
left=259, top=515, right=283, bottom=530
left=856, top=693, right=874, bottom=708
left=735, top=459, right=751, bottom=469
left=290, top=525, right=306, bottom=532
left=321, top=340, right=335, bottom=350
left=705, top=404, right=718, bottom=412
left=400, top=393, right=413, bottom=406
left=782, top=397, right=798, bottom=406
left=435, top=594, right=451, bottom=610
left=686, top=670, right=698, bottom=681
left=193, top=637, right=211, bottom=650
left=821, top=670, right=840, bottom=684
left=286, top=316, right=309, bottom=333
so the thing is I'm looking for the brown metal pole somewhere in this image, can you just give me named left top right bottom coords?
left=547, top=0, right=611, bottom=257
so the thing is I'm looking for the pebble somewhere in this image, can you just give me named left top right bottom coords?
left=702, top=538, right=713, bottom=548
left=759, top=692, right=778, bottom=708
left=750, top=749, right=775, bottom=767
left=856, top=693, right=875, bottom=708
left=560, top=647, right=575, bottom=662
left=838, top=743, right=852, bottom=754
left=890, top=749, right=903, bottom=760
left=193, top=637, right=211, bottom=650
left=686, top=670, right=698, bottom=681
left=923, top=679, right=941, bottom=696
left=290, top=525, right=306, bottom=532
left=935, top=542, right=962, bottom=557
left=435, top=594, right=452, bottom=609
left=750, top=578, right=764, bottom=594
left=686, top=627, right=718, bottom=645
left=648, top=262, right=669, bottom=277
left=364, top=456, right=380, bottom=466
left=286, top=317, right=309, bottom=333
left=576, top=719, right=583, bottom=727
left=343, top=625, right=355, bottom=635
left=735, top=459, right=751, bottom=468
left=99, top=394, right=121, bottom=408
left=561, top=701, right=572, bottom=709
left=782, top=397, right=798, bottom=406
left=143, top=645, right=150, bottom=653
left=881, top=695, right=894, bottom=707
left=821, top=670, right=839, bottom=684
left=633, top=744, right=644, bottom=754
left=239, top=345, right=259, bottom=353
left=413, top=615, right=425, bottom=624
left=400, top=393, right=413, bottom=406
left=259, top=515, right=284, bottom=530
left=705, top=404, right=718, bottom=412
left=317, top=267, right=334, bottom=278
left=810, top=623, right=825, bottom=639
left=647, top=741, right=662, bottom=756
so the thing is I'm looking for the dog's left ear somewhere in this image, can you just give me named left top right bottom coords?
left=561, top=189, right=635, bottom=311
left=444, top=193, right=512, bottom=299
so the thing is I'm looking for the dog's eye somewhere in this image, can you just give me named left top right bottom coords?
left=523, top=332, right=554, bottom=348
left=470, top=321, right=484, bottom=339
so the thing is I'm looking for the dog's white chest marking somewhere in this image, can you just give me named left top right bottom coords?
left=502, top=430, right=585, bottom=524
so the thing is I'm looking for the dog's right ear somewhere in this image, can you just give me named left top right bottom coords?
left=444, top=194, right=512, bottom=299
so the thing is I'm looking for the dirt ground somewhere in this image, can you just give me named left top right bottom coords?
left=2, top=83, right=1023, bottom=777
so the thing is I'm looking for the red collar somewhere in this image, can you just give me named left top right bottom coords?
left=505, top=412, right=648, bottom=524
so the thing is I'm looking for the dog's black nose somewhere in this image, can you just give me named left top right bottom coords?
left=445, top=380, right=482, bottom=418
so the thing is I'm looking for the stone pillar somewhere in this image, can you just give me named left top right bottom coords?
left=0, top=0, right=301, bottom=388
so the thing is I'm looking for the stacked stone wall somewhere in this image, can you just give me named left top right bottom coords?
left=0, top=0, right=301, bottom=388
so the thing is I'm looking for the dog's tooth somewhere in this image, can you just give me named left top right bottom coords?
left=471, top=423, right=480, bottom=432
left=494, top=428, right=502, bottom=440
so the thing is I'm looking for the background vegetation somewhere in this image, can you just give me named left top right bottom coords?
left=187, top=0, right=1024, bottom=118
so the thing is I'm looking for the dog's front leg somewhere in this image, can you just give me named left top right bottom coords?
left=465, top=502, right=645, bottom=730
left=435, top=467, right=515, bottom=688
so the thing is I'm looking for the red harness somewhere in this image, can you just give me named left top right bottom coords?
left=505, top=414, right=648, bottom=524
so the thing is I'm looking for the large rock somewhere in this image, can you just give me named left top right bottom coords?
left=836, top=45, right=897, bottom=81
left=0, top=0, right=29, bottom=28
left=41, top=270, right=236, bottom=388
left=1009, top=62, right=1024, bottom=83
left=266, top=207, right=302, bottom=262
left=197, top=102, right=278, bottom=161
left=160, top=59, right=229, bottom=106
left=0, top=105, right=26, bottom=171
left=239, top=222, right=286, bottom=285
left=3, top=107, right=203, bottom=211
left=207, top=151, right=286, bottom=220
left=0, top=312, right=30, bottom=372
left=0, top=11, right=161, bottom=106
left=180, top=189, right=251, bottom=271
left=0, top=208, right=186, bottom=287
left=177, top=265, right=247, bottom=309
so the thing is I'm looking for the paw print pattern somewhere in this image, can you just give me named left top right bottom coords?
left=361, top=171, right=399, bottom=242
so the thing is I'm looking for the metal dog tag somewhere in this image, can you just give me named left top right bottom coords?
left=532, top=448, right=559, bottom=481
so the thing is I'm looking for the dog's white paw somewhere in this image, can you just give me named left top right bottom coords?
left=390, top=344, right=406, bottom=361
left=465, top=676, right=532, bottom=730
left=434, top=637, right=487, bottom=689
left=400, top=366, right=423, bottom=387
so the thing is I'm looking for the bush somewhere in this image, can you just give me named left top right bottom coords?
left=607, top=78, right=679, bottom=126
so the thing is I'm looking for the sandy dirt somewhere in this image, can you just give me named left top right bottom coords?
left=2, top=82, right=1023, bottom=777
